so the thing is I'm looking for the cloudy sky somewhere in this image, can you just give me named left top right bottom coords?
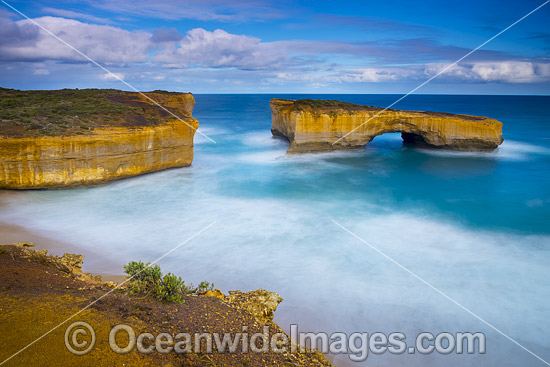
left=0, top=0, right=549, bottom=94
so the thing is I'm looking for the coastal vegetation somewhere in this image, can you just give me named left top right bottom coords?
left=124, top=260, right=214, bottom=304
left=293, top=98, right=380, bottom=111
left=0, top=88, right=135, bottom=137
left=0, top=242, right=332, bottom=366
left=0, top=87, right=192, bottom=137
left=287, top=99, right=482, bottom=120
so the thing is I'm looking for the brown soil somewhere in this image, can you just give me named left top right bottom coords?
left=0, top=245, right=332, bottom=367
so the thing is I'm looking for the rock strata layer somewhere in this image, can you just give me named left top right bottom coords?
left=270, top=99, right=503, bottom=153
left=0, top=90, right=198, bottom=189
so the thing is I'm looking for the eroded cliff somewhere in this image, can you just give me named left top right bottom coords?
left=0, top=89, right=199, bottom=189
left=270, top=99, right=503, bottom=153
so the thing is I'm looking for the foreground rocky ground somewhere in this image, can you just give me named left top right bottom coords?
left=0, top=243, right=332, bottom=367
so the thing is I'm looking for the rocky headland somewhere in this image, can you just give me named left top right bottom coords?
left=0, top=242, right=332, bottom=366
left=270, top=98, right=504, bottom=153
left=0, top=88, right=199, bottom=189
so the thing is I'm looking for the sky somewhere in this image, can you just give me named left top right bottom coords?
left=0, top=0, right=549, bottom=94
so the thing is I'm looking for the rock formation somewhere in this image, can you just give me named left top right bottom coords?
left=225, top=289, right=284, bottom=324
left=0, top=243, right=333, bottom=366
left=6, top=241, right=113, bottom=285
left=270, top=99, right=503, bottom=153
left=0, top=90, right=199, bottom=189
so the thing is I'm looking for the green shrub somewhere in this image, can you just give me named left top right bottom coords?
left=196, top=281, right=215, bottom=293
left=123, top=260, right=214, bottom=304
left=159, top=273, right=186, bottom=303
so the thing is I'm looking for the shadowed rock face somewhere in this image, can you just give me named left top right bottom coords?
left=0, top=90, right=199, bottom=189
left=270, top=99, right=504, bottom=153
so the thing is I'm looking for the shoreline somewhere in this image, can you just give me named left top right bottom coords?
left=0, top=221, right=343, bottom=365
left=0, top=243, right=332, bottom=366
left=0, top=222, right=125, bottom=283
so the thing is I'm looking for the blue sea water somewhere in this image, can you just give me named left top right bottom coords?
left=1, top=94, right=549, bottom=366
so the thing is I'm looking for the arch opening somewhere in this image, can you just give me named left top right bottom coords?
left=368, top=131, right=428, bottom=148
left=401, top=132, right=429, bottom=146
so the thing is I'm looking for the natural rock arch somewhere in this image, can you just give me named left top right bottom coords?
left=270, top=99, right=503, bottom=153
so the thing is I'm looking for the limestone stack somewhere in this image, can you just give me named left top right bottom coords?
left=270, top=99, right=503, bottom=153
left=0, top=91, right=199, bottom=188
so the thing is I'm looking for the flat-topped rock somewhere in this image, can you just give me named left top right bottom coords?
left=270, top=98, right=503, bottom=153
left=0, top=88, right=199, bottom=189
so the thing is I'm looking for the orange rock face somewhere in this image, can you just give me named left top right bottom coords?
left=0, top=92, right=199, bottom=189
left=270, top=99, right=503, bottom=153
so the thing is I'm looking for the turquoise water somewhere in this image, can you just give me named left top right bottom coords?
left=1, top=94, right=549, bottom=366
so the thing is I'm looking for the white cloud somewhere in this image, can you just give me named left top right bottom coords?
left=336, top=67, right=418, bottom=82
left=42, top=7, right=112, bottom=24
left=0, top=16, right=150, bottom=63
left=275, top=66, right=419, bottom=84
left=0, top=11, right=39, bottom=47
left=33, top=68, right=49, bottom=75
left=0, top=17, right=286, bottom=70
left=425, top=61, right=550, bottom=83
left=273, top=61, right=550, bottom=86
left=0, top=11, right=547, bottom=88
left=471, top=62, right=550, bottom=83
left=100, top=72, right=124, bottom=81
left=154, top=28, right=286, bottom=69
left=32, top=63, right=50, bottom=75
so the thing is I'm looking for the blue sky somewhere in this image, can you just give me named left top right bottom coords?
left=0, top=0, right=549, bottom=94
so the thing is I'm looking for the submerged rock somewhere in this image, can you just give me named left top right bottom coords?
left=270, top=98, right=504, bottom=153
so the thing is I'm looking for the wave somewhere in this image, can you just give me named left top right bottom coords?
left=1, top=182, right=549, bottom=366
left=194, top=125, right=232, bottom=144
left=2, top=189, right=549, bottom=366
left=418, top=140, right=550, bottom=161
left=240, top=131, right=290, bottom=148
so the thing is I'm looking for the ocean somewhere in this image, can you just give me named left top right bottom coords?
left=1, top=94, right=549, bottom=366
